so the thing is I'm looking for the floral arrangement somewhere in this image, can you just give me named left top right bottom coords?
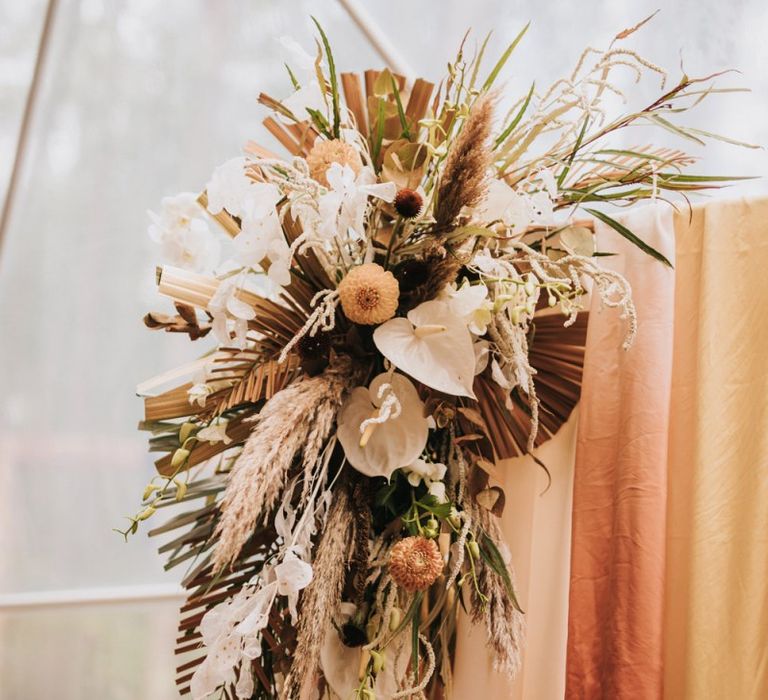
left=127, top=16, right=747, bottom=700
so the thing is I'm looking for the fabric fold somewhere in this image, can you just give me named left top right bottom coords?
left=565, top=204, right=675, bottom=699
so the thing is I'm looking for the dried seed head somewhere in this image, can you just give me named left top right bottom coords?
left=394, top=188, right=423, bottom=218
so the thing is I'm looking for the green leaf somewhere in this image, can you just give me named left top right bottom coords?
left=557, top=114, right=590, bottom=188
left=411, top=606, right=420, bottom=682
left=390, top=76, right=411, bottom=139
left=482, top=22, right=530, bottom=91
left=371, top=99, right=386, bottom=166
left=494, top=81, right=535, bottom=149
left=305, top=107, right=333, bottom=139
left=311, top=17, right=340, bottom=138
left=479, top=533, right=524, bottom=614
left=647, top=114, right=706, bottom=146
left=284, top=63, right=300, bottom=90
left=417, top=496, right=453, bottom=518
left=585, top=207, right=673, bottom=267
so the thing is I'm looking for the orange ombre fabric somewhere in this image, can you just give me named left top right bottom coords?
left=565, top=205, right=675, bottom=699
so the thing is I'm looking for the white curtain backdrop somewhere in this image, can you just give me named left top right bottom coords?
left=0, top=1, right=765, bottom=697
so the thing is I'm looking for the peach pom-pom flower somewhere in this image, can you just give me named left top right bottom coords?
left=389, top=536, right=443, bottom=592
left=306, top=139, right=362, bottom=188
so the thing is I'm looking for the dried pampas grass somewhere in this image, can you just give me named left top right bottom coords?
left=433, top=93, right=495, bottom=232
left=212, top=359, right=355, bottom=573
left=283, top=484, right=355, bottom=700
left=470, top=508, right=525, bottom=679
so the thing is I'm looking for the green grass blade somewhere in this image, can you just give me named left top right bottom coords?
left=391, top=76, right=411, bottom=139
left=311, top=17, right=340, bottom=138
left=586, top=207, right=673, bottom=267
left=482, top=22, right=530, bottom=91
left=494, top=81, right=535, bottom=149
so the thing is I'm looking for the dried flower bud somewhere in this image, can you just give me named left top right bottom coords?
left=388, top=607, right=402, bottom=631
left=389, top=536, right=444, bottom=592
left=394, top=188, right=423, bottom=218
left=392, top=258, right=430, bottom=293
left=338, top=263, right=399, bottom=325
left=341, top=621, right=368, bottom=647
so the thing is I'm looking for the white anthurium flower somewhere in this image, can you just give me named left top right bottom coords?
left=197, top=421, right=232, bottom=445
left=442, top=281, right=494, bottom=335
left=337, top=373, right=428, bottom=480
left=148, top=193, right=221, bottom=273
left=403, top=458, right=447, bottom=488
left=317, top=163, right=396, bottom=240
left=320, top=602, right=411, bottom=700
left=208, top=277, right=256, bottom=349
left=373, top=299, right=477, bottom=398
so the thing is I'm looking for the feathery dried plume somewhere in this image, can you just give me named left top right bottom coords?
left=212, top=359, right=355, bottom=572
left=283, top=484, right=356, bottom=699
left=470, top=509, right=525, bottom=678
left=433, top=92, right=495, bottom=232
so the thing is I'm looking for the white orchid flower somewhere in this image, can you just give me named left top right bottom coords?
left=442, top=281, right=493, bottom=335
left=273, top=549, right=313, bottom=620
left=277, top=36, right=326, bottom=119
left=317, top=163, right=396, bottom=240
left=428, top=481, right=448, bottom=503
left=373, top=299, right=477, bottom=398
left=403, top=457, right=447, bottom=487
left=337, top=373, right=428, bottom=480
left=475, top=179, right=531, bottom=234
left=208, top=277, right=256, bottom=349
left=148, top=193, right=220, bottom=273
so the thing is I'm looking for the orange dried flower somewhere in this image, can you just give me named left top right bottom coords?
left=338, top=263, right=399, bottom=325
left=389, top=536, right=443, bottom=592
left=306, top=139, right=362, bottom=187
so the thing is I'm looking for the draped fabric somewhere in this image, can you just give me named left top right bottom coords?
left=453, top=410, right=578, bottom=700
left=454, top=198, right=768, bottom=699
left=663, top=198, right=768, bottom=699
left=565, top=205, right=676, bottom=700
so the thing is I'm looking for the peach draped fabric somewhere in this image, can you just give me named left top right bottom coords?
left=565, top=205, right=676, bottom=700
left=663, top=198, right=768, bottom=698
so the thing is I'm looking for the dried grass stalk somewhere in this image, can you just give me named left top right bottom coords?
left=433, top=93, right=495, bottom=232
left=283, top=485, right=355, bottom=700
left=212, top=359, right=354, bottom=572
left=470, top=508, right=525, bottom=679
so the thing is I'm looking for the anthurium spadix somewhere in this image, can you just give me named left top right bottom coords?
left=373, top=300, right=477, bottom=398
left=337, top=373, right=428, bottom=479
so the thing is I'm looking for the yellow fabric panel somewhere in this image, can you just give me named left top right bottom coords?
left=664, top=197, right=768, bottom=699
